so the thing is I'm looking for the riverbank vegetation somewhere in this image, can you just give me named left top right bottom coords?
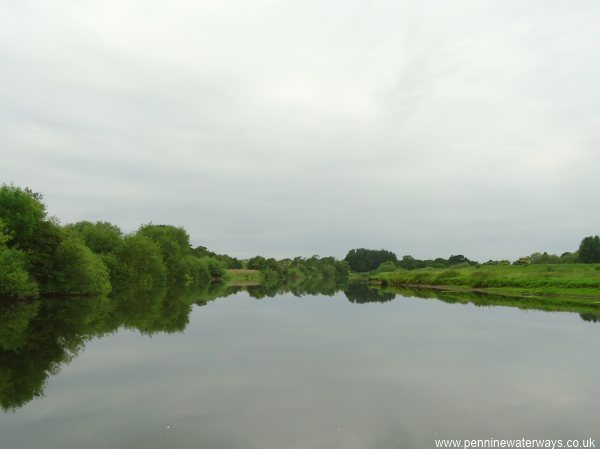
left=245, top=255, right=349, bottom=283
left=0, top=185, right=232, bottom=300
left=3, top=183, right=600, bottom=303
left=344, top=242, right=600, bottom=299
left=369, top=264, right=600, bottom=299
left=0, top=184, right=349, bottom=301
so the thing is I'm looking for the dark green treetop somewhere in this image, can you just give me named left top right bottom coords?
left=579, top=235, right=600, bottom=263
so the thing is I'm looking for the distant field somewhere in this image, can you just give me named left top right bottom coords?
left=370, top=264, right=600, bottom=299
left=226, top=269, right=263, bottom=285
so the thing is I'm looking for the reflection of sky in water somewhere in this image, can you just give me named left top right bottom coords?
left=2, top=292, right=600, bottom=449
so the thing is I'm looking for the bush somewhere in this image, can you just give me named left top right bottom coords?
left=51, top=237, right=111, bottom=295
left=114, top=235, right=167, bottom=289
left=0, top=247, right=39, bottom=299
left=376, top=261, right=397, bottom=273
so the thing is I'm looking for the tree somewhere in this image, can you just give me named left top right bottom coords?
left=51, top=236, right=111, bottom=295
left=335, top=260, right=349, bottom=278
left=114, top=234, right=167, bottom=289
left=398, top=255, right=419, bottom=270
left=192, top=246, right=242, bottom=269
left=376, top=261, right=397, bottom=273
left=344, top=248, right=398, bottom=272
left=137, top=224, right=192, bottom=280
left=64, top=221, right=122, bottom=254
left=0, top=184, right=47, bottom=250
left=512, top=256, right=532, bottom=266
left=0, top=244, right=39, bottom=299
left=65, top=221, right=123, bottom=280
left=0, top=185, right=64, bottom=289
left=448, top=254, right=470, bottom=265
left=0, top=302, right=40, bottom=352
left=530, top=252, right=560, bottom=264
left=579, top=235, right=600, bottom=263
left=560, top=252, right=578, bottom=264
left=247, top=255, right=267, bottom=270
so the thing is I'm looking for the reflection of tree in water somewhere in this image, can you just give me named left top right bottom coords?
left=344, top=283, right=396, bottom=304
left=0, top=296, right=115, bottom=410
left=194, top=283, right=241, bottom=306
left=580, top=313, right=600, bottom=323
left=0, top=301, right=40, bottom=352
left=246, top=279, right=282, bottom=299
left=392, top=287, right=600, bottom=323
left=4, top=280, right=599, bottom=411
left=289, top=277, right=338, bottom=297
left=246, top=277, right=341, bottom=299
left=0, top=279, right=343, bottom=410
left=0, top=282, right=239, bottom=411
left=112, top=285, right=189, bottom=334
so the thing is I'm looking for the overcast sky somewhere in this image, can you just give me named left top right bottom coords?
left=1, top=0, right=599, bottom=261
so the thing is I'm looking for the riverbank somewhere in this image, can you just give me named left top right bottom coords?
left=369, top=264, right=600, bottom=300
left=226, top=269, right=263, bottom=286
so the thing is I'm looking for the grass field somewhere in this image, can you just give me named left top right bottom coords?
left=370, top=264, right=600, bottom=299
left=226, top=269, right=263, bottom=286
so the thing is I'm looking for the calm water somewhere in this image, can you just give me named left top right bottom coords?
left=1, top=285, right=599, bottom=449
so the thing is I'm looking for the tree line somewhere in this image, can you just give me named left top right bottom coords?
left=3, top=183, right=599, bottom=301
left=0, top=184, right=351, bottom=301
left=246, top=255, right=349, bottom=281
left=344, top=237, right=600, bottom=273
left=343, top=249, right=480, bottom=272
left=0, top=184, right=230, bottom=300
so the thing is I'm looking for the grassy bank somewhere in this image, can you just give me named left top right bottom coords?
left=226, top=269, right=263, bottom=286
left=369, top=264, right=600, bottom=299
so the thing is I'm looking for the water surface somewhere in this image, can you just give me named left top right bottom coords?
left=1, top=285, right=599, bottom=449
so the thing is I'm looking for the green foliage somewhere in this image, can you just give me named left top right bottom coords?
left=192, top=246, right=242, bottom=268
left=335, top=260, right=350, bottom=278
left=530, top=252, right=561, bottom=264
left=579, top=236, right=600, bottom=263
left=64, top=221, right=124, bottom=281
left=0, top=247, right=39, bottom=299
left=435, top=269, right=460, bottom=282
left=375, top=260, right=397, bottom=273
left=245, top=254, right=349, bottom=283
left=0, top=221, right=8, bottom=246
left=64, top=221, right=122, bottom=254
left=51, top=236, right=111, bottom=296
left=0, top=185, right=47, bottom=250
left=448, top=254, right=471, bottom=265
left=177, top=256, right=211, bottom=284
left=372, top=263, right=600, bottom=293
left=204, top=257, right=226, bottom=279
left=395, top=255, right=479, bottom=270
left=137, top=224, right=192, bottom=280
left=482, top=259, right=511, bottom=266
left=114, top=234, right=167, bottom=289
left=0, top=184, right=242, bottom=300
left=512, top=256, right=532, bottom=266
left=398, top=255, right=421, bottom=270
left=26, top=218, right=63, bottom=288
left=344, top=248, right=398, bottom=272
left=431, top=258, right=449, bottom=268
left=247, top=255, right=267, bottom=270
left=560, top=252, right=579, bottom=263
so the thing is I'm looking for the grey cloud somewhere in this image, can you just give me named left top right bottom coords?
left=1, top=0, right=599, bottom=260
